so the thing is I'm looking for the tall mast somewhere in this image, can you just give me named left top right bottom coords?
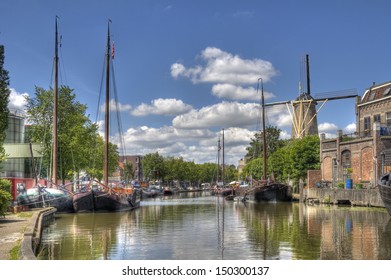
left=52, top=17, right=59, bottom=186
left=217, top=137, right=220, bottom=182
left=222, top=129, right=225, bottom=185
left=306, top=54, right=311, bottom=96
left=103, top=20, right=111, bottom=186
left=258, top=78, right=267, bottom=181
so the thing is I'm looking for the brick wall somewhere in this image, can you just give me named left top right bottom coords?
left=307, top=170, right=322, bottom=188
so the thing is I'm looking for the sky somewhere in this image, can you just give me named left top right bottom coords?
left=1, top=0, right=391, bottom=166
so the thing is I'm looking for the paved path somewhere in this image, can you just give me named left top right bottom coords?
left=0, top=211, right=35, bottom=260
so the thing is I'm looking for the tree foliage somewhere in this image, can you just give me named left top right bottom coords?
left=141, top=152, right=238, bottom=186
left=245, top=126, right=286, bottom=161
left=0, top=45, right=10, bottom=162
left=0, top=179, right=12, bottom=217
left=142, top=152, right=165, bottom=181
left=26, top=86, right=118, bottom=182
left=243, top=132, right=320, bottom=187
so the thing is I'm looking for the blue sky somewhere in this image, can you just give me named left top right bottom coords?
left=1, top=0, right=390, bottom=165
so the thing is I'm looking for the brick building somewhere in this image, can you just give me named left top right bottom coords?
left=319, top=81, right=391, bottom=188
left=118, top=155, right=143, bottom=181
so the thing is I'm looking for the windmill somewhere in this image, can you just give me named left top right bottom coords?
left=265, top=54, right=359, bottom=139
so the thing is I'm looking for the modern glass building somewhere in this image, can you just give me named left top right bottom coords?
left=0, top=110, right=42, bottom=178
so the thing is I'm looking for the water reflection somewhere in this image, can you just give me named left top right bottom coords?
left=37, top=192, right=391, bottom=260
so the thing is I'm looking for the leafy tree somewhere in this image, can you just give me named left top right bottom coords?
left=0, top=179, right=12, bottom=217
left=242, top=158, right=265, bottom=181
left=26, top=86, right=116, bottom=182
left=198, top=162, right=219, bottom=183
left=123, top=162, right=134, bottom=183
left=224, top=164, right=238, bottom=183
left=245, top=126, right=285, bottom=161
left=289, top=135, right=320, bottom=184
left=142, top=152, right=165, bottom=181
left=85, top=135, right=119, bottom=181
left=0, top=45, right=10, bottom=162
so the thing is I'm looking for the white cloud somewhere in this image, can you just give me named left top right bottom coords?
left=172, top=101, right=291, bottom=130
left=172, top=101, right=260, bottom=129
left=318, top=122, right=338, bottom=132
left=8, top=88, right=29, bottom=111
left=211, top=83, right=275, bottom=101
left=109, top=125, right=256, bottom=165
left=171, top=47, right=277, bottom=85
left=100, top=99, right=132, bottom=113
left=344, top=123, right=356, bottom=134
left=132, top=98, right=193, bottom=116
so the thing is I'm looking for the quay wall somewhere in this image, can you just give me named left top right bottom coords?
left=19, top=207, right=56, bottom=260
left=302, top=188, right=384, bottom=208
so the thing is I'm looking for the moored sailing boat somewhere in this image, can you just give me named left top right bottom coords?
left=16, top=18, right=74, bottom=212
left=72, top=21, right=140, bottom=213
left=248, top=78, right=292, bottom=202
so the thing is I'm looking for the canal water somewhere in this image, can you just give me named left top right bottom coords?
left=37, top=191, right=391, bottom=260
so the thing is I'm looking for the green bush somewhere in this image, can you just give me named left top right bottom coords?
left=0, top=179, right=12, bottom=193
left=355, top=183, right=363, bottom=189
left=337, top=182, right=345, bottom=189
left=0, top=189, right=12, bottom=217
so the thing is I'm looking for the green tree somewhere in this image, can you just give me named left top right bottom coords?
left=289, top=135, right=320, bottom=185
left=198, top=162, right=219, bottom=183
left=245, top=126, right=285, bottom=161
left=123, top=162, right=134, bottom=183
left=0, top=179, right=12, bottom=217
left=224, top=164, right=238, bottom=183
left=26, top=86, right=114, bottom=182
left=85, top=135, right=119, bottom=181
left=242, top=158, right=265, bottom=181
left=142, top=152, right=165, bottom=181
left=0, top=45, right=10, bottom=162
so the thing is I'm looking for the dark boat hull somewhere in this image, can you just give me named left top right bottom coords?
left=253, top=183, right=292, bottom=202
left=73, top=189, right=140, bottom=213
left=215, top=188, right=235, bottom=197
left=378, top=173, right=391, bottom=215
left=17, top=188, right=74, bottom=213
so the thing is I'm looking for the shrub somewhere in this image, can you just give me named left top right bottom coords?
left=0, top=189, right=12, bottom=217
left=337, top=182, right=345, bottom=189
left=0, top=178, right=12, bottom=193
left=355, top=183, right=363, bottom=189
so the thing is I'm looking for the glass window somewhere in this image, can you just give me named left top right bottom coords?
left=374, top=114, right=381, bottom=123
left=368, top=91, right=376, bottom=101
left=387, top=112, right=391, bottom=126
left=364, top=116, right=371, bottom=136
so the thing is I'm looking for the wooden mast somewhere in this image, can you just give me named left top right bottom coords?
left=258, top=77, right=267, bottom=181
left=222, top=129, right=225, bottom=186
left=52, top=17, right=59, bottom=186
left=103, top=20, right=111, bottom=187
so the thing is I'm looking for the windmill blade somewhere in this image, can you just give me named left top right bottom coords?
left=313, top=88, right=358, bottom=102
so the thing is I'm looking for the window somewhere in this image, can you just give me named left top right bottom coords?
left=341, top=150, right=352, bottom=180
left=374, top=114, right=381, bottom=123
left=368, top=91, right=376, bottom=101
left=387, top=112, right=391, bottom=126
left=364, top=116, right=371, bottom=136
left=384, top=87, right=391, bottom=96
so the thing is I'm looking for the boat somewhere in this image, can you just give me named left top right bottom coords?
left=163, top=187, right=174, bottom=196
left=142, top=187, right=159, bottom=198
left=73, top=21, right=140, bottom=213
left=247, top=78, right=292, bottom=202
left=16, top=184, right=74, bottom=213
left=378, top=173, right=391, bottom=215
left=16, top=18, right=74, bottom=213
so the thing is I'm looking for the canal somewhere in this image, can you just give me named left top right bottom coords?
left=37, top=191, right=391, bottom=260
